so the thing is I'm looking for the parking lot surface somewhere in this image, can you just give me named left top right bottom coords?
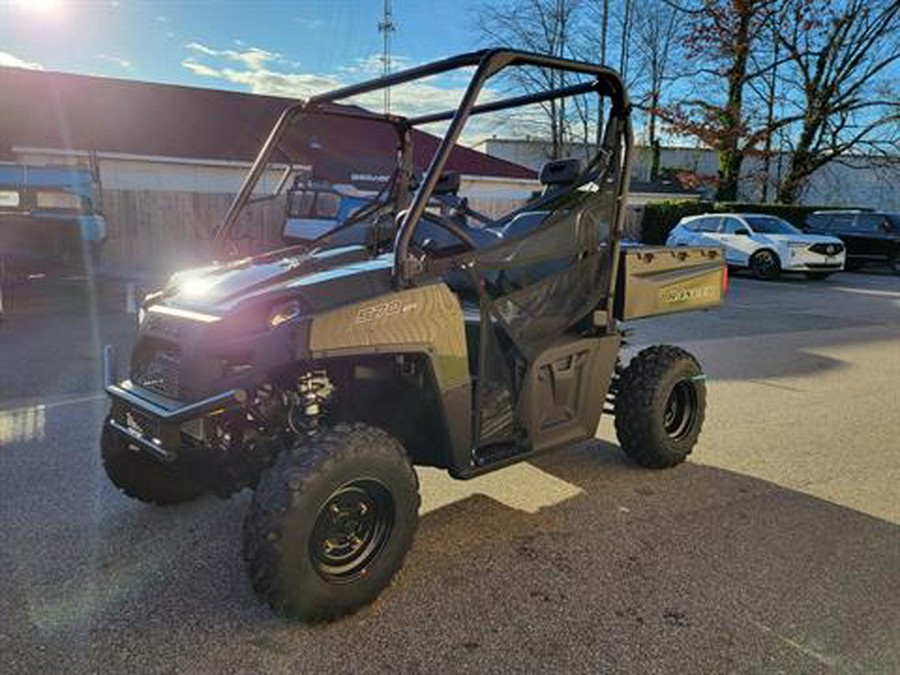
left=1, top=270, right=899, bottom=674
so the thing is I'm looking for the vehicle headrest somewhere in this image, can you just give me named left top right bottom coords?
left=539, top=158, right=583, bottom=186
left=433, top=171, right=461, bottom=195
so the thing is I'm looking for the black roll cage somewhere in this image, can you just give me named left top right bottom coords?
left=217, top=48, right=633, bottom=287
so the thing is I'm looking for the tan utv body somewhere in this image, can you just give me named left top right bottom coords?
left=101, top=49, right=725, bottom=621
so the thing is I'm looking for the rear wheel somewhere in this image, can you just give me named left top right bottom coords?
left=889, top=251, right=900, bottom=275
left=101, top=417, right=205, bottom=505
left=749, top=249, right=781, bottom=280
left=243, top=423, right=419, bottom=621
left=614, top=346, right=707, bottom=469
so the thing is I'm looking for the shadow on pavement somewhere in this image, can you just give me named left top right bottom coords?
left=2, top=430, right=897, bottom=674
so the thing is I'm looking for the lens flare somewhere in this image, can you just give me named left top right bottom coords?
left=17, top=0, right=62, bottom=11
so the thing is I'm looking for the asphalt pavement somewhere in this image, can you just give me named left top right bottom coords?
left=1, top=269, right=899, bottom=674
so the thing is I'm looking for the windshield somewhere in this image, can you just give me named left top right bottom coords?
left=744, top=216, right=801, bottom=235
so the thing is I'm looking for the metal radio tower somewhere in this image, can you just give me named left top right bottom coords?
left=378, top=0, right=396, bottom=114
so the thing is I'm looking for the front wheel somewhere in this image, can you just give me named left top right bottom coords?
left=613, top=346, right=707, bottom=469
left=243, top=423, right=420, bottom=621
left=749, top=249, right=781, bottom=280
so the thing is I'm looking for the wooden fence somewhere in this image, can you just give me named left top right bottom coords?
left=100, top=189, right=286, bottom=274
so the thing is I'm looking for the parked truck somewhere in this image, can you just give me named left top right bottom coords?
left=0, top=164, right=106, bottom=318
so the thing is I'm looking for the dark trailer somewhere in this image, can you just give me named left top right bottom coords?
left=0, top=164, right=106, bottom=319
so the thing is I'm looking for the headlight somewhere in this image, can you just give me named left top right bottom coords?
left=268, top=300, right=302, bottom=328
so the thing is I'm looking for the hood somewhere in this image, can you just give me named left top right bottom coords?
left=160, top=245, right=393, bottom=314
left=758, top=233, right=842, bottom=246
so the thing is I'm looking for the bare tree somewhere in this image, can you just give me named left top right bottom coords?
left=476, top=0, right=586, bottom=159
left=660, top=0, right=781, bottom=201
left=630, top=0, right=681, bottom=180
left=773, top=0, right=900, bottom=203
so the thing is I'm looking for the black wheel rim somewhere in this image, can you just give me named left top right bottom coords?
left=663, top=379, right=699, bottom=441
left=753, top=251, right=776, bottom=277
left=310, top=479, right=394, bottom=583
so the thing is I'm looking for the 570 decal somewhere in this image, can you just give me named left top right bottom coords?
left=353, top=300, right=418, bottom=324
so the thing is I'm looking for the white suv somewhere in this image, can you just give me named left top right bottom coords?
left=667, top=213, right=846, bottom=280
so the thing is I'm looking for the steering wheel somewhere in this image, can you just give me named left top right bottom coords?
left=398, top=209, right=479, bottom=253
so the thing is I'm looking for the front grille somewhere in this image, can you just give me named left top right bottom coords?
left=133, top=350, right=181, bottom=399
left=810, top=242, right=844, bottom=256
left=124, top=408, right=160, bottom=439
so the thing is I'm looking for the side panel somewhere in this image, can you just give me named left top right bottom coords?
left=516, top=334, right=620, bottom=454
left=308, top=283, right=469, bottom=392
left=614, top=246, right=725, bottom=321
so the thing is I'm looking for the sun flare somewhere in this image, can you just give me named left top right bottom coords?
left=16, top=0, right=62, bottom=12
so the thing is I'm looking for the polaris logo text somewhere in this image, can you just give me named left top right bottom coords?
left=659, top=285, right=717, bottom=304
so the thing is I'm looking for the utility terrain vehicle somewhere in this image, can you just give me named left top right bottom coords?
left=102, top=50, right=726, bottom=621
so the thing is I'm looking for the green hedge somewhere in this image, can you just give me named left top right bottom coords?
left=640, top=200, right=711, bottom=245
left=640, top=200, right=844, bottom=244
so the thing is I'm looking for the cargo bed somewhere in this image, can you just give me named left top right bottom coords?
left=613, top=245, right=726, bottom=320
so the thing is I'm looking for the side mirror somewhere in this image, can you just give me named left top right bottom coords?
left=880, top=220, right=892, bottom=233
left=734, top=228, right=750, bottom=236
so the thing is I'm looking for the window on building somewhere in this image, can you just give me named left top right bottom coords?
left=34, top=190, right=86, bottom=213
left=0, top=189, right=21, bottom=211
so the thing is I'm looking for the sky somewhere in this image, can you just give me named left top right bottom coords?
left=0, top=0, right=516, bottom=140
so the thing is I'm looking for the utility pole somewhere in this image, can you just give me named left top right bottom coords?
left=378, top=0, right=396, bottom=114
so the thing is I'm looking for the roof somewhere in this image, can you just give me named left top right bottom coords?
left=0, top=67, right=535, bottom=180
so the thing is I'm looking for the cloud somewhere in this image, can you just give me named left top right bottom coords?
left=295, top=17, right=326, bottom=29
left=180, top=42, right=526, bottom=145
left=95, top=53, right=133, bottom=70
left=0, top=51, right=43, bottom=70
left=185, top=42, right=278, bottom=71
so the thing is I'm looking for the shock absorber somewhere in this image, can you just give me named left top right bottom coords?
left=287, top=370, right=335, bottom=434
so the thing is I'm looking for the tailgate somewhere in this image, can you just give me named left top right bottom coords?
left=613, top=245, right=726, bottom=320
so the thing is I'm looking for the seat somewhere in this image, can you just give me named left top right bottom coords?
left=502, top=211, right=549, bottom=239
left=539, top=157, right=583, bottom=191
left=496, top=158, right=582, bottom=239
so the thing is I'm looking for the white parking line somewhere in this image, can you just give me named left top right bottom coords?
left=0, top=392, right=106, bottom=416
left=833, top=286, right=900, bottom=298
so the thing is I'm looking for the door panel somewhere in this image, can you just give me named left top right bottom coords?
left=718, top=216, right=755, bottom=265
left=466, top=184, right=616, bottom=450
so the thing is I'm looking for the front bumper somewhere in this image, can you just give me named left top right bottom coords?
left=783, top=247, right=845, bottom=271
left=103, top=345, right=245, bottom=462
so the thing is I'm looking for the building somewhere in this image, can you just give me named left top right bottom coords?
left=477, top=137, right=900, bottom=211
left=0, top=67, right=539, bottom=275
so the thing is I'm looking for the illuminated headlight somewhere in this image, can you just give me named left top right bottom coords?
left=268, top=300, right=302, bottom=328
left=138, top=306, right=147, bottom=326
